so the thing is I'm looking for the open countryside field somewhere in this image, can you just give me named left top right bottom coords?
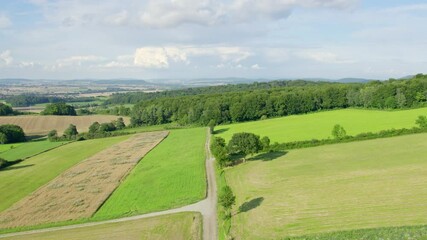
left=216, top=108, right=427, bottom=143
left=0, top=132, right=168, bottom=229
left=0, top=140, right=67, bottom=161
left=225, top=133, right=427, bottom=239
left=0, top=115, right=130, bottom=136
left=0, top=144, right=21, bottom=154
left=1, top=213, right=202, bottom=240
left=94, top=128, right=207, bottom=219
left=0, top=135, right=130, bottom=214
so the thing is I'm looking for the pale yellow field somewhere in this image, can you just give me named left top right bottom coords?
left=0, top=115, right=130, bottom=136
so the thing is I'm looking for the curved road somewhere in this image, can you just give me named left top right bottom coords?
left=0, top=128, right=218, bottom=240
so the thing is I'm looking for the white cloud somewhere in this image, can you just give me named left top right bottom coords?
left=251, top=64, right=261, bottom=70
left=140, top=0, right=358, bottom=28
left=0, top=50, right=13, bottom=66
left=296, top=50, right=344, bottom=63
left=133, top=46, right=252, bottom=69
left=134, top=48, right=169, bottom=68
left=104, top=10, right=129, bottom=26
left=0, top=14, right=12, bottom=28
left=55, top=55, right=106, bottom=68
left=383, top=3, right=427, bottom=14
left=141, top=0, right=225, bottom=28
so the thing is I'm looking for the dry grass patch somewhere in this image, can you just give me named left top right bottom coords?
left=0, top=115, right=130, bottom=136
left=1, top=212, right=202, bottom=240
left=0, top=131, right=168, bottom=229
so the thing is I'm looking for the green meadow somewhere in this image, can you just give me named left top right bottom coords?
left=0, top=135, right=130, bottom=212
left=225, top=133, right=427, bottom=239
left=0, top=144, right=21, bottom=154
left=0, top=140, right=66, bottom=161
left=215, top=108, right=427, bottom=143
left=94, top=128, right=207, bottom=219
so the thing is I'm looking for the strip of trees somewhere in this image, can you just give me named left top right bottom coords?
left=211, top=132, right=271, bottom=168
left=48, top=117, right=127, bottom=142
left=130, top=75, right=427, bottom=127
left=41, top=103, right=77, bottom=116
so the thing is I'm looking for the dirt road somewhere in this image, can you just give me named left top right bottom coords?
left=0, top=128, right=217, bottom=240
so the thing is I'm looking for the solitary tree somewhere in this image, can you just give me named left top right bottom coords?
left=63, top=124, right=78, bottom=139
left=47, top=129, right=58, bottom=141
left=228, top=132, right=262, bottom=161
left=114, top=117, right=126, bottom=130
left=218, top=186, right=236, bottom=219
left=416, top=115, right=427, bottom=129
left=260, top=136, right=270, bottom=151
left=88, top=122, right=101, bottom=134
left=332, top=124, right=347, bottom=139
left=208, top=119, right=216, bottom=134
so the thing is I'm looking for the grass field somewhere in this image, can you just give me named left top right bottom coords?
left=225, top=133, right=427, bottom=239
left=289, top=224, right=427, bottom=240
left=0, top=140, right=66, bottom=161
left=215, top=108, right=427, bottom=143
left=0, top=135, right=130, bottom=213
left=94, top=128, right=207, bottom=219
left=0, top=144, right=21, bottom=154
left=0, top=115, right=130, bottom=136
left=1, top=212, right=202, bottom=240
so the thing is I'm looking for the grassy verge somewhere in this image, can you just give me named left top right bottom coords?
left=0, top=140, right=67, bottom=161
left=0, top=144, right=21, bottom=154
left=289, top=225, right=427, bottom=240
left=216, top=108, right=427, bottom=143
left=216, top=167, right=231, bottom=240
left=94, top=128, right=207, bottom=219
left=1, top=212, right=202, bottom=240
left=0, top=135, right=130, bottom=212
left=225, top=133, right=427, bottom=239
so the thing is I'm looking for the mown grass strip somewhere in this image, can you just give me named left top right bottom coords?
left=94, top=128, right=207, bottom=219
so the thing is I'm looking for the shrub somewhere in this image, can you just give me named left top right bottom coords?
left=0, top=124, right=26, bottom=144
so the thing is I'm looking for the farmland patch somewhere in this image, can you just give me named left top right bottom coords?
left=0, top=131, right=167, bottom=229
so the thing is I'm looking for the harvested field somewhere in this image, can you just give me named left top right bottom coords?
left=0, top=131, right=168, bottom=229
left=0, top=115, right=130, bottom=136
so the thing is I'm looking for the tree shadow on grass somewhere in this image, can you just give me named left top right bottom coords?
left=238, top=197, right=264, bottom=213
left=1, top=164, right=34, bottom=171
left=214, top=128, right=229, bottom=134
left=248, top=151, right=287, bottom=162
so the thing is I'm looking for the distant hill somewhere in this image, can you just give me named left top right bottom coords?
left=335, top=78, right=372, bottom=83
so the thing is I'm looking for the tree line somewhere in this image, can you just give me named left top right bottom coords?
left=130, top=75, right=427, bottom=127
left=4, top=94, right=96, bottom=107
left=107, top=79, right=326, bottom=105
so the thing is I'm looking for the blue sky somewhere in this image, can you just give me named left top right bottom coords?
left=0, top=0, right=426, bottom=80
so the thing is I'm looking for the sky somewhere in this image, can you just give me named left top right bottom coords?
left=0, top=0, right=426, bottom=80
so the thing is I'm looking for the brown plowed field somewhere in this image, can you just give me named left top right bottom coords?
left=0, top=131, right=168, bottom=229
left=0, top=115, right=130, bottom=136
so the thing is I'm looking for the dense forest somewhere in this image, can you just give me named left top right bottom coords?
left=107, top=80, right=331, bottom=104
left=130, top=75, right=427, bottom=127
